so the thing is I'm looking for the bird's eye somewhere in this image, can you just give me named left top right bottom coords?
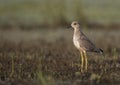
left=73, top=23, right=77, bottom=25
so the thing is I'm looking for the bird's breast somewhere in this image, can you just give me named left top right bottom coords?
left=73, top=36, right=81, bottom=49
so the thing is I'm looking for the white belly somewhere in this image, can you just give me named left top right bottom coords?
left=73, top=39, right=80, bottom=49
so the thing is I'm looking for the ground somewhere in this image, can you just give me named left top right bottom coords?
left=0, top=28, right=120, bottom=85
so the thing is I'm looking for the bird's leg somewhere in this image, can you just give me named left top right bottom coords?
left=80, top=51, right=84, bottom=72
left=84, top=51, right=88, bottom=72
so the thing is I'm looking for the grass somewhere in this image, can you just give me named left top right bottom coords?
left=0, top=0, right=85, bottom=27
left=0, top=28, right=120, bottom=85
left=0, top=0, right=120, bottom=84
left=0, top=0, right=120, bottom=27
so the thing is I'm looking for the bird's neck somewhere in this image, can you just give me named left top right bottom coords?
left=74, top=27, right=82, bottom=34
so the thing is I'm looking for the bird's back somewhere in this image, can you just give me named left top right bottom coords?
left=73, top=29, right=102, bottom=53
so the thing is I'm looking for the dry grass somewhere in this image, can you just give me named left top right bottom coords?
left=0, top=29, right=120, bottom=85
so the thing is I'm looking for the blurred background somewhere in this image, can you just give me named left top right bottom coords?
left=0, top=0, right=120, bottom=29
left=0, top=0, right=120, bottom=85
left=0, top=0, right=120, bottom=51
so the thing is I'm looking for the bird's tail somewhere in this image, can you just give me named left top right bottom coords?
left=99, top=48, right=103, bottom=54
left=98, top=48, right=105, bottom=57
left=95, top=48, right=105, bottom=57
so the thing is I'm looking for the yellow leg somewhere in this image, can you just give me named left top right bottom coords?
left=84, top=52, right=88, bottom=72
left=80, top=51, right=84, bottom=72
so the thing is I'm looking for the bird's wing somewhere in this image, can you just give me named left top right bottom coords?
left=78, top=34, right=97, bottom=52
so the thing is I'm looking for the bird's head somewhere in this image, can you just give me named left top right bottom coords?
left=71, top=21, right=80, bottom=29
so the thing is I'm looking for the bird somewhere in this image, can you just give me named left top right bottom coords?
left=70, top=21, right=103, bottom=72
